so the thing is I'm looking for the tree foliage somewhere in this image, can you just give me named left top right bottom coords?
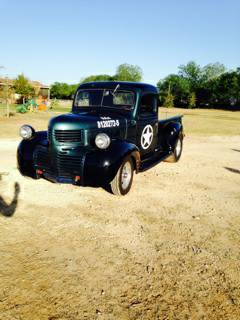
left=115, top=63, right=143, bottom=82
left=50, top=82, right=78, bottom=99
left=163, top=90, right=174, bottom=108
left=80, top=74, right=114, bottom=84
left=157, top=74, right=190, bottom=107
left=201, top=63, right=226, bottom=82
left=189, top=92, right=196, bottom=109
left=158, top=62, right=240, bottom=109
left=50, top=63, right=143, bottom=99
left=13, top=74, right=34, bottom=102
left=48, top=61, right=239, bottom=109
left=178, top=61, right=202, bottom=91
left=0, top=80, right=15, bottom=101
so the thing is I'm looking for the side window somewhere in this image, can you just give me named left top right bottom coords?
left=140, top=94, right=156, bottom=115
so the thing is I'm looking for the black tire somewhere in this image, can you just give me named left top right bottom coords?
left=164, top=135, right=183, bottom=163
left=110, top=157, right=134, bottom=196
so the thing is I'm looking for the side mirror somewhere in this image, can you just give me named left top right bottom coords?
left=71, top=94, right=75, bottom=100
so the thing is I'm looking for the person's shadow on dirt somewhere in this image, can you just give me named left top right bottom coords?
left=0, top=182, right=20, bottom=217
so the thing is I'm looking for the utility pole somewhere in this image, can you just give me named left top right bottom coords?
left=0, top=66, right=4, bottom=117
left=6, top=76, right=9, bottom=118
left=0, top=66, right=10, bottom=117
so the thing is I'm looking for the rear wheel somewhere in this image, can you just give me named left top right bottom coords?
left=164, top=135, right=183, bottom=163
left=110, top=157, right=134, bottom=196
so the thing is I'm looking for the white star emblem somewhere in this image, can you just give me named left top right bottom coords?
left=141, top=125, right=153, bottom=149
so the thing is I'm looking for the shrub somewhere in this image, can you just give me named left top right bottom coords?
left=16, top=104, right=28, bottom=113
left=49, top=98, right=60, bottom=109
left=163, top=92, right=174, bottom=108
left=189, top=92, right=197, bottom=108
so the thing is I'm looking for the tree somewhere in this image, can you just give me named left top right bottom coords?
left=49, top=63, right=143, bottom=100
left=13, top=74, right=34, bottom=103
left=213, top=71, right=240, bottom=108
left=196, top=69, right=240, bottom=109
left=162, top=84, right=174, bottom=108
left=115, top=63, right=143, bottom=82
left=201, top=63, right=226, bottom=82
left=50, top=82, right=78, bottom=99
left=163, top=92, right=174, bottom=108
left=178, top=61, right=202, bottom=91
left=0, top=78, right=15, bottom=117
left=81, top=64, right=143, bottom=84
left=0, top=80, right=14, bottom=100
left=188, top=92, right=196, bottom=108
left=80, top=74, right=113, bottom=84
left=157, top=74, right=190, bottom=107
left=156, top=61, right=239, bottom=109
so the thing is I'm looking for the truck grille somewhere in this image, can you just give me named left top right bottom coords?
left=47, top=127, right=52, bottom=140
left=34, top=147, right=85, bottom=180
left=34, top=146, right=51, bottom=170
left=56, top=152, right=84, bottom=178
left=54, top=130, right=83, bottom=143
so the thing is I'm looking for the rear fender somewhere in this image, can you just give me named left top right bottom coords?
left=162, top=121, right=183, bottom=150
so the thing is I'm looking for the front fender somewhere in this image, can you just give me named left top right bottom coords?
left=17, top=131, right=48, bottom=178
left=83, top=140, right=140, bottom=186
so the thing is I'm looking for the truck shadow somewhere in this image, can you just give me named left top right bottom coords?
left=102, top=184, right=113, bottom=194
left=224, top=167, right=240, bottom=175
left=0, top=177, right=20, bottom=217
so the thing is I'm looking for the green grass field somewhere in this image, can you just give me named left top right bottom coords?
left=159, top=107, right=240, bottom=136
left=0, top=103, right=239, bottom=139
left=0, top=102, right=71, bottom=115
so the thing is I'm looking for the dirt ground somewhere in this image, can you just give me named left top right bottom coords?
left=0, top=134, right=240, bottom=319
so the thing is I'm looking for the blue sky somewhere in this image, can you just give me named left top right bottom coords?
left=0, top=0, right=239, bottom=85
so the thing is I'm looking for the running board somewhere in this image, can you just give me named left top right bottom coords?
left=139, top=150, right=171, bottom=172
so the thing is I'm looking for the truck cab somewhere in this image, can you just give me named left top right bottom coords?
left=17, top=81, right=183, bottom=195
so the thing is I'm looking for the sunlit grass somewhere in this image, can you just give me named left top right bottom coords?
left=0, top=103, right=239, bottom=139
left=159, top=107, right=240, bottom=136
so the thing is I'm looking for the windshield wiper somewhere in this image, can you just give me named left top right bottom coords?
left=111, top=84, right=120, bottom=97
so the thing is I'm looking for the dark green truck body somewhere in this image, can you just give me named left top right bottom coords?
left=17, top=81, right=183, bottom=194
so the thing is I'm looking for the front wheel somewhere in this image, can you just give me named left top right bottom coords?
left=110, top=157, right=134, bottom=196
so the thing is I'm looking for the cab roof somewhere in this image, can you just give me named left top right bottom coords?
left=78, top=81, right=158, bottom=94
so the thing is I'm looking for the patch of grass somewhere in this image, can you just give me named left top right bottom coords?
left=49, top=100, right=72, bottom=113
left=0, top=102, right=72, bottom=139
left=0, top=104, right=17, bottom=116
left=0, top=105, right=239, bottom=139
left=159, top=108, right=240, bottom=136
left=0, top=102, right=72, bottom=115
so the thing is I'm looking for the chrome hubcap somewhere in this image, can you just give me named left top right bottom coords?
left=121, top=161, right=132, bottom=190
left=175, top=139, right=181, bottom=157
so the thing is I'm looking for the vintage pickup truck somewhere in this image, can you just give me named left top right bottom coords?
left=17, top=81, right=183, bottom=195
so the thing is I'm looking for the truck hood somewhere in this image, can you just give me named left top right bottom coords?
left=48, top=112, right=129, bottom=146
left=49, top=111, right=127, bottom=131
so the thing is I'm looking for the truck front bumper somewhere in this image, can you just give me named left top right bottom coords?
left=33, top=145, right=88, bottom=186
left=32, top=144, right=119, bottom=187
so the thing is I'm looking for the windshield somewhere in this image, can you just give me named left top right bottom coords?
left=74, top=89, right=135, bottom=111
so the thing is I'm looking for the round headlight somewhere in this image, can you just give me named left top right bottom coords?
left=95, top=133, right=111, bottom=149
left=19, top=125, right=35, bottom=140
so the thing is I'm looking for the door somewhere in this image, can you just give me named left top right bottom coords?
left=136, top=93, right=158, bottom=158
